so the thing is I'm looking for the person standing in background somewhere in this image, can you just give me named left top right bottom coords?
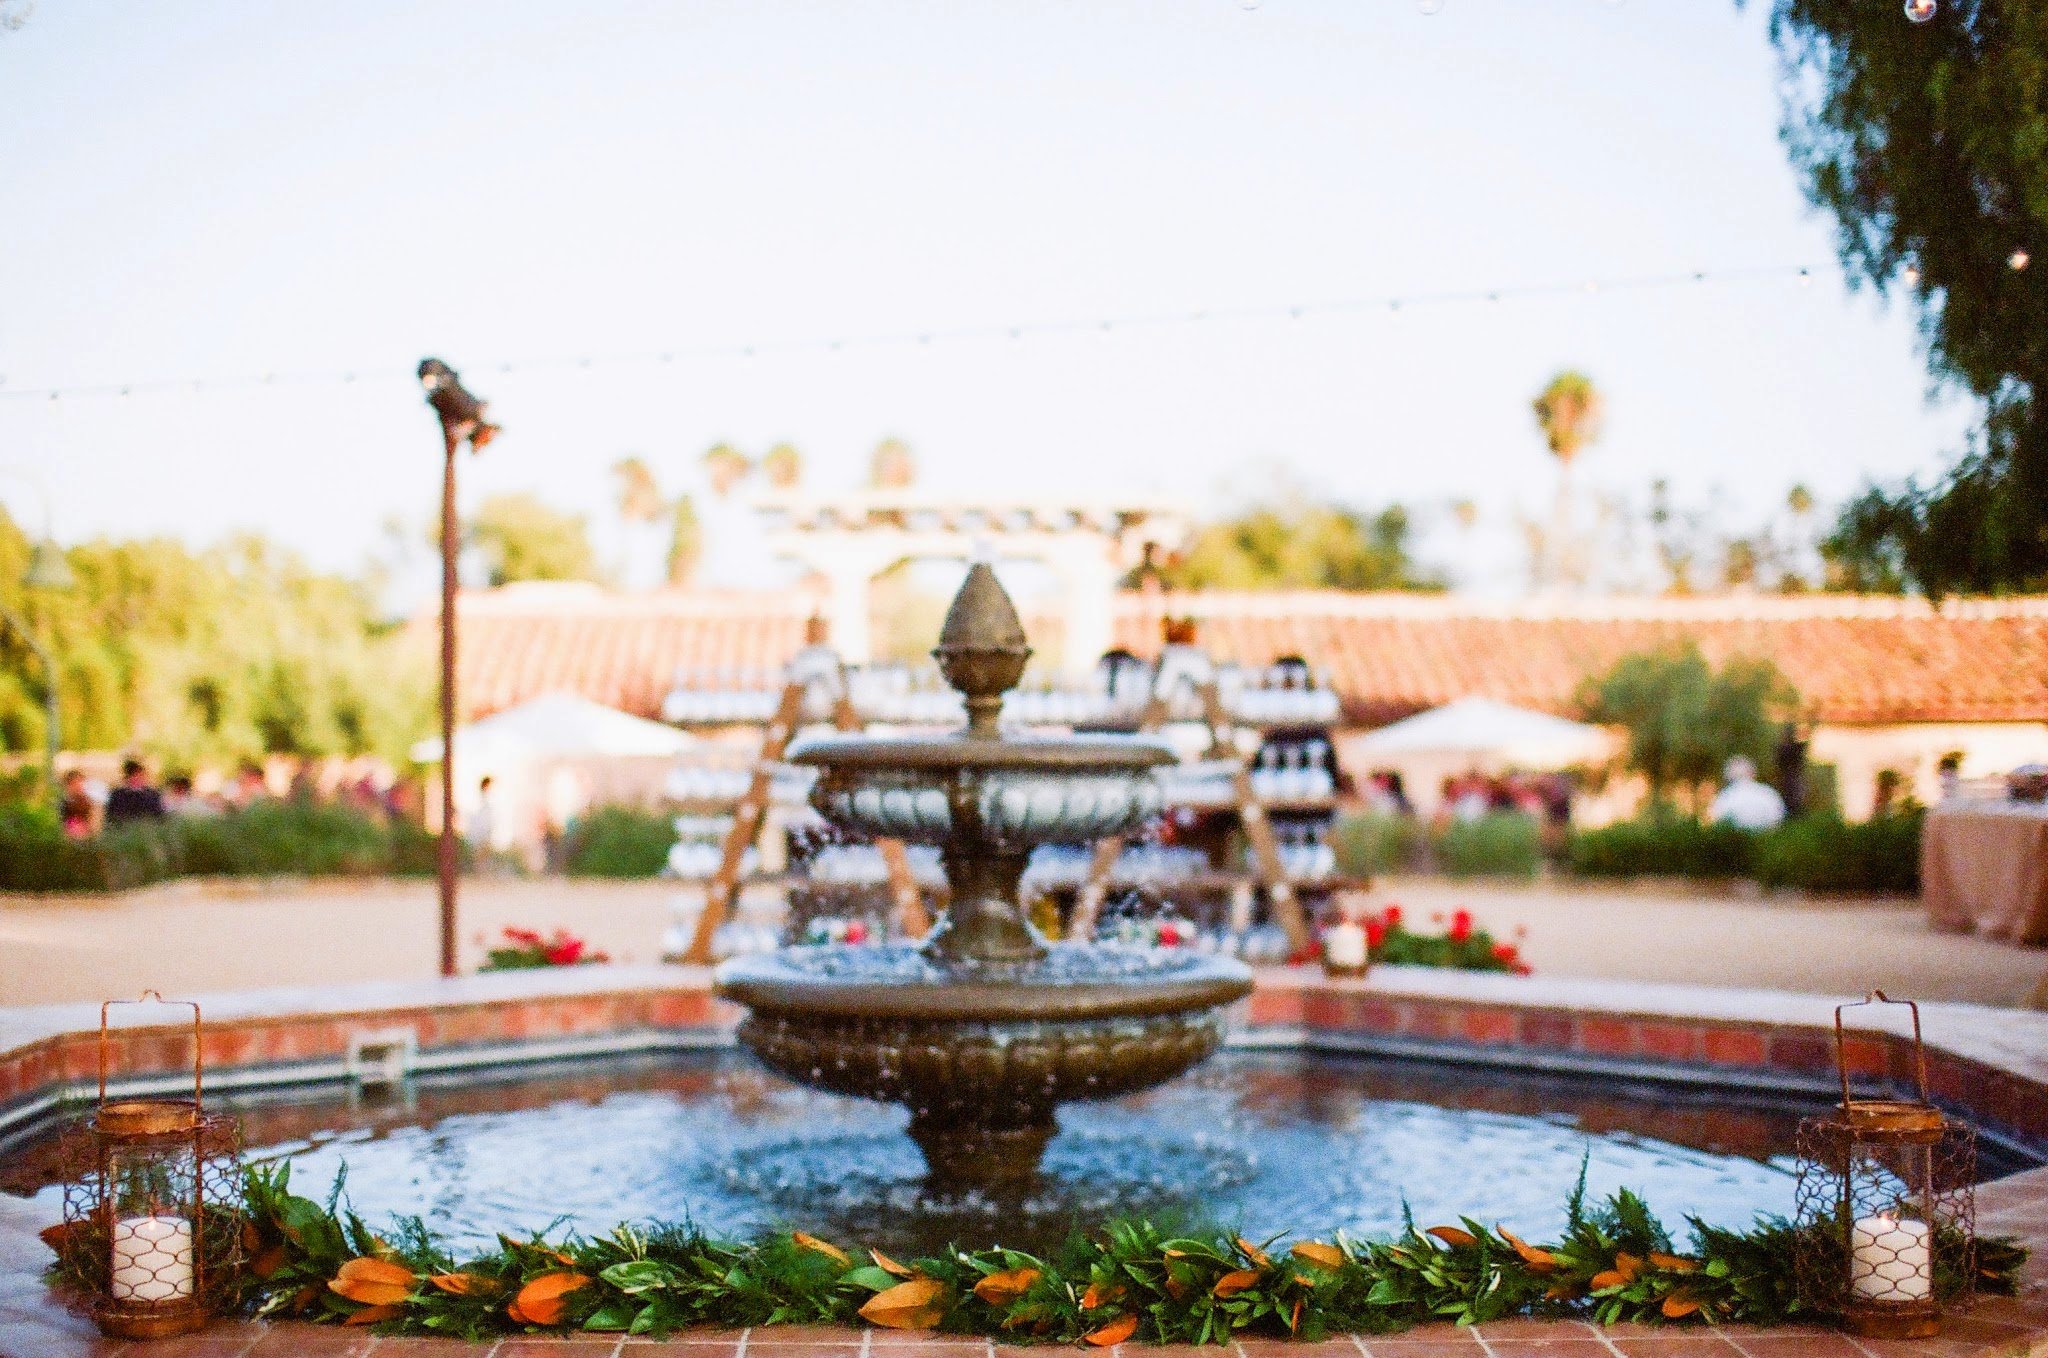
left=103, top=759, right=166, bottom=826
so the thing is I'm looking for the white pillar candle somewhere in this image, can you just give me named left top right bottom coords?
left=1850, top=1213, right=1931, bottom=1302
left=1324, top=921, right=1368, bottom=970
left=111, top=1214, right=195, bottom=1303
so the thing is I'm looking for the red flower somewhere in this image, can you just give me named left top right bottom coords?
left=1449, top=909, right=1473, bottom=943
left=503, top=927, right=543, bottom=946
left=545, top=937, right=585, bottom=965
left=843, top=920, right=869, bottom=945
left=1365, top=920, right=1387, bottom=949
left=1157, top=922, right=1183, bottom=947
left=1382, top=904, right=1403, bottom=928
left=1492, top=942, right=1518, bottom=963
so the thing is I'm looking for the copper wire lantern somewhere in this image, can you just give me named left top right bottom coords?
left=53, top=994, right=245, bottom=1339
left=1793, top=992, right=1976, bottom=1340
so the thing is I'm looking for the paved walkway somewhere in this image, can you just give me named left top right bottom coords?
left=0, top=875, right=2041, bottom=1009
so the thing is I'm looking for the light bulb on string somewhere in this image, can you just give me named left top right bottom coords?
left=2011, top=249, right=2032, bottom=272
left=1904, top=0, right=1936, bottom=22
left=1903, top=264, right=1922, bottom=287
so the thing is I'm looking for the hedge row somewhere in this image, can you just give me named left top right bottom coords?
left=1331, top=808, right=1922, bottom=894
left=1566, top=809, right=1922, bottom=894
left=0, top=799, right=445, bottom=893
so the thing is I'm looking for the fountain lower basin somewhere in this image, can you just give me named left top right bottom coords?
left=720, top=944, right=1252, bottom=1185
left=714, top=561, right=1254, bottom=1184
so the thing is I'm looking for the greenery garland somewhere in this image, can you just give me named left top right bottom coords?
left=52, top=1165, right=2009, bottom=1343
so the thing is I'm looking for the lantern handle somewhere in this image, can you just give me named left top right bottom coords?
left=1833, top=989, right=1927, bottom=1106
left=98, top=992, right=204, bottom=1112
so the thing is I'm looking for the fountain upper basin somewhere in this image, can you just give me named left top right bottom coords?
left=790, top=731, right=1176, bottom=845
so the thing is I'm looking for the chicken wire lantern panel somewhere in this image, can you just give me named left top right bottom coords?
left=53, top=995, right=246, bottom=1340
left=1792, top=992, right=1976, bottom=1341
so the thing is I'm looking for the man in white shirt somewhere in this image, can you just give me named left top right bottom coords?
left=1709, top=756, right=1787, bottom=831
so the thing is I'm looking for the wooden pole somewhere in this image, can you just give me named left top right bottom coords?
left=437, top=427, right=460, bottom=978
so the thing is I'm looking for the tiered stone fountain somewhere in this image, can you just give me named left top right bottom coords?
left=717, top=564, right=1253, bottom=1186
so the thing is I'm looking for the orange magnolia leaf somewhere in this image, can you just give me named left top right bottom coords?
left=1290, top=1241, right=1345, bottom=1270
left=859, top=1276, right=949, bottom=1330
left=794, top=1232, right=851, bottom=1267
left=870, top=1248, right=914, bottom=1279
left=973, top=1267, right=1041, bottom=1306
left=1614, top=1252, right=1645, bottom=1281
left=1212, top=1269, right=1262, bottom=1298
left=509, top=1271, right=591, bottom=1327
left=1080, top=1282, right=1123, bottom=1310
left=289, top=1283, right=322, bottom=1313
left=1289, top=1296, right=1304, bottom=1334
left=1590, top=1270, right=1627, bottom=1290
left=1084, top=1314, right=1139, bottom=1346
left=1662, top=1293, right=1701, bottom=1318
left=430, top=1272, right=485, bottom=1295
left=1495, top=1227, right=1557, bottom=1272
left=1543, top=1282, right=1583, bottom=1302
left=1426, top=1226, right=1478, bottom=1249
left=1234, top=1236, right=1272, bottom=1268
left=329, top=1257, right=417, bottom=1307
left=343, top=1303, right=402, bottom=1327
left=1649, top=1252, right=1700, bottom=1273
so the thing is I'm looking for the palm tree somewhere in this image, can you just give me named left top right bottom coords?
left=1531, top=370, right=1604, bottom=590
left=702, top=443, right=751, bottom=498
left=667, top=496, right=701, bottom=587
left=612, top=456, right=666, bottom=525
left=869, top=437, right=915, bottom=490
left=761, top=443, right=802, bottom=490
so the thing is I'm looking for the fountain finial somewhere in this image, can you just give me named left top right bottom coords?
left=934, top=562, right=1031, bottom=736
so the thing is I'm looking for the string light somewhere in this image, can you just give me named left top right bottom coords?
left=2009, top=249, right=2031, bottom=272
left=0, top=263, right=1817, bottom=404
left=1904, top=0, right=1937, bottom=22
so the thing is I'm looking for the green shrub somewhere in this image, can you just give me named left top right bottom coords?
left=0, top=806, right=181, bottom=892
left=176, top=798, right=391, bottom=876
left=1329, top=813, right=1422, bottom=876
left=0, top=798, right=453, bottom=892
left=1567, top=810, right=1756, bottom=879
left=1432, top=812, right=1542, bottom=879
left=1567, top=809, right=1922, bottom=893
left=562, top=804, right=676, bottom=878
left=1752, top=810, right=1922, bottom=894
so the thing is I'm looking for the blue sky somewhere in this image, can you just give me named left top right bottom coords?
left=0, top=0, right=1974, bottom=594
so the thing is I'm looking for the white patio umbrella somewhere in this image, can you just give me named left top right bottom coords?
left=1353, top=696, right=1612, bottom=768
left=411, top=691, right=696, bottom=763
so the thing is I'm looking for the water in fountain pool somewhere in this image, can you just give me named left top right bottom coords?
left=1, top=1050, right=1896, bottom=1258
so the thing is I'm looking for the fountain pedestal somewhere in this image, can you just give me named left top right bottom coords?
left=716, top=563, right=1253, bottom=1185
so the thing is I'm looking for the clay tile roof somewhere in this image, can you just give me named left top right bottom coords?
left=1116, top=592, right=2048, bottom=726
left=425, top=583, right=2048, bottom=727
left=424, top=583, right=814, bottom=722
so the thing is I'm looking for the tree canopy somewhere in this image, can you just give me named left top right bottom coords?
left=466, top=493, right=599, bottom=587
left=0, top=510, right=428, bottom=771
left=1577, top=642, right=1800, bottom=806
left=1762, top=0, right=2048, bottom=594
left=1158, top=500, right=1444, bottom=592
left=1532, top=370, right=1604, bottom=468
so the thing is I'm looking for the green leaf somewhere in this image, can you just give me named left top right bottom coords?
left=601, top=1259, right=681, bottom=1294
left=582, top=1301, right=642, bottom=1331
left=840, top=1266, right=902, bottom=1293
